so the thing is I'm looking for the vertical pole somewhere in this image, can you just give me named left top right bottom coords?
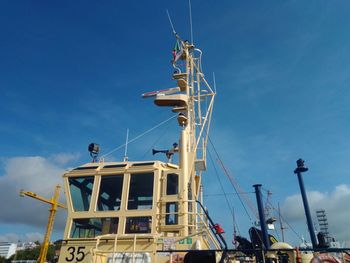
left=253, top=184, right=270, bottom=250
left=233, top=207, right=237, bottom=249
left=180, top=127, right=189, bottom=236
left=278, top=203, right=285, bottom=242
left=123, top=128, right=129, bottom=162
left=294, top=159, right=317, bottom=249
left=199, top=184, right=203, bottom=205
left=180, top=43, right=191, bottom=236
left=37, top=185, right=61, bottom=263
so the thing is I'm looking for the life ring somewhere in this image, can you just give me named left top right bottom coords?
left=310, top=254, right=341, bottom=263
left=171, top=253, right=185, bottom=263
left=295, top=248, right=302, bottom=263
left=343, top=253, right=350, bottom=263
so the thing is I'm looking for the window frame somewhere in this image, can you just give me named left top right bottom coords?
left=124, top=216, right=152, bottom=234
left=165, top=202, right=179, bottom=225
left=69, top=217, right=120, bottom=239
left=68, top=176, right=95, bottom=212
left=96, top=174, right=124, bottom=212
left=166, top=173, right=179, bottom=196
left=64, top=167, right=161, bottom=239
left=126, top=172, right=155, bottom=211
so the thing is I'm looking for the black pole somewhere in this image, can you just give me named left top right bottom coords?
left=294, top=159, right=318, bottom=249
left=253, top=184, right=270, bottom=250
left=196, top=200, right=228, bottom=250
left=196, top=200, right=228, bottom=263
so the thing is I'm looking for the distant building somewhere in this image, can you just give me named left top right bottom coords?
left=316, top=209, right=331, bottom=244
left=16, top=242, right=38, bottom=251
left=0, top=242, right=17, bottom=259
left=299, top=236, right=313, bottom=250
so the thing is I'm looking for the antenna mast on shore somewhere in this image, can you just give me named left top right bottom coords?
left=278, top=202, right=286, bottom=242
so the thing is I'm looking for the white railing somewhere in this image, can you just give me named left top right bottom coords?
left=91, top=234, right=155, bottom=263
left=156, top=199, right=222, bottom=250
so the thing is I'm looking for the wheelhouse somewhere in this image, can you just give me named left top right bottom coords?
left=63, top=161, right=187, bottom=240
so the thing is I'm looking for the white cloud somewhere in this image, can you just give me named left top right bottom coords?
left=24, top=232, right=44, bottom=243
left=282, top=184, right=350, bottom=243
left=50, top=153, right=80, bottom=165
left=0, top=232, right=44, bottom=243
left=0, top=233, right=21, bottom=243
left=0, top=155, right=69, bottom=235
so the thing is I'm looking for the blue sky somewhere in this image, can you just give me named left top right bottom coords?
left=1, top=1, right=350, bottom=247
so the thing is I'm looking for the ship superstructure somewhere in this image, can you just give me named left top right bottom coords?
left=57, top=36, right=221, bottom=263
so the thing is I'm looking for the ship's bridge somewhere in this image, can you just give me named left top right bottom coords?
left=63, top=160, right=184, bottom=240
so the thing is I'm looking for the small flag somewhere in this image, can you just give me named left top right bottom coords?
left=172, top=40, right=183, bottom=63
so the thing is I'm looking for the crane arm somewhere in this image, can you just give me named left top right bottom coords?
left=20, top=190, right=66, bottom=209
left=19, top=184, right=65, bottom=263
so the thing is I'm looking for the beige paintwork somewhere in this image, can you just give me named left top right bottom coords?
left=54, top=35, right=311, bottom=263
left=58, top=161, right=218, bottom=263
left=58, top=39, right=221, bottom=263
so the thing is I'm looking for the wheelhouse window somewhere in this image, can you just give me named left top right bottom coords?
left=128, top=173, right=154, bottom=210
left=125, top=217, right=152, bottom=234
left=97, top=175, right=123, bottom=211
left=166, top=202, right=178, bottom=225
left=68, top=176, right=94, bottom=211
left=166, top=173, right=178, bottom=195
left=70, top=217, right=119, bottom=238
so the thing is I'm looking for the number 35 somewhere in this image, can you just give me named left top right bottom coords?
left=65, top=246, right=85, bottom=262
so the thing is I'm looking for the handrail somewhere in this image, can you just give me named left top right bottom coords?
left=91, top=234, right=156, bottom=254
left=132, top=235, right=136, bottom=263
left=90, top=200, right=229, bottom=262
left=112, top=235, right=118, bottom=263
left=156, top=247, right=350, bottom=253
left=196, top=200, right=228, bottom=263
left=156, top=198, right=224, bottom=249
left=195, top=200, right=227, bottom=251
left=196, top=213, right=222, bottom=249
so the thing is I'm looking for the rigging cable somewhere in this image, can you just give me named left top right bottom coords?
left=204, top=192, right=254, bottom=197
left=166, top=9, right=176, bottom=35
left=208, top=136, right=255, bottom=223
left=209, top=135, right=267, bottom=251
left=100, top=115, right=177, bottom=160
left=263, top=191, right=305, bottom=242
left=207, top=148, right=240, bottom=235
left=208, top=136, right=304, bottom=242
left=260, top=190, right=281, bottom=241
left=138, top=120, right=173, bottom=160
left=274, top=206, right=304, bottom=241
left=189, top=0, right=194, bottom=44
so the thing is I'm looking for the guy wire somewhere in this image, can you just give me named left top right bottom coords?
left=189, top=0, right=193, bottom=44
left=166, top=9, right=176, bottom=35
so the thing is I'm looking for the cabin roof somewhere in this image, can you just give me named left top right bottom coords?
left=63, top=160, right=179, bottom=177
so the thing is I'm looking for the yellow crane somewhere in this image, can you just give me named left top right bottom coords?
left=20, top=184, right=66, bottom=263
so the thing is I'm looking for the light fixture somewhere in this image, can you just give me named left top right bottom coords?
left=88, top=143, right=100, bottom=162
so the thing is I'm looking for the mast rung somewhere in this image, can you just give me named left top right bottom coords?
left=172, top=106, right=187, bottom=113
left=172, top=73, right=188, bottom=80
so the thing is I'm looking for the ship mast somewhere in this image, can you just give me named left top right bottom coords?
left=145, top=34, right=215, bottom=236
left=56, top=32, right=219, bottom=263
left=178, top=37, right=215, bottom=192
